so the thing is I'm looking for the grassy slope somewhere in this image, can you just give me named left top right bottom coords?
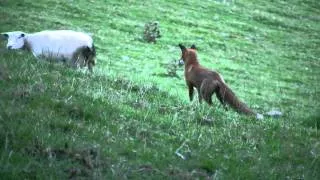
left=0, top=0, right=319, bottom=179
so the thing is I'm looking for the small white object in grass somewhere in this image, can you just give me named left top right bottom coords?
left=256, top=113, right=264, bottom=120
left=175, top=151, right=186, bottom=160
left=266, top=110, right=283, bottom=117
left=174, top=140, right=191, bottom=160
left=121, top=55, right=130, bottom=61
left=178, top=59, right=184, bottom=65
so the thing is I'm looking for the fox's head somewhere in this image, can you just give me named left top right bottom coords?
left=178, top=44, right=197, bottom=65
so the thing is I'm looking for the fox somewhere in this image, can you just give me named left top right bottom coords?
left=178, top=44, right=263, bottom=119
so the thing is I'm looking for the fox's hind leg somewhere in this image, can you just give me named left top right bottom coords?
left=200, top=79, right=218, bottom=106
left=215, top=82, right=229, bottom=111
left=203, top=93, right=212, bottom=105
left=216, top=92, right=228, bottom=111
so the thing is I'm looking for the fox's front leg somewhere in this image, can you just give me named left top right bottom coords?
left=187, top=82, right=194, bottom=101
left=196, top=87, right=203, bottom=104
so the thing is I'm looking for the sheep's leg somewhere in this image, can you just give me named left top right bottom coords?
left=71, top=51, right=84, bottom=69
left=69, top=56, right=77, bottom=68
left=79, top=55, right=86, bottom=68
left=88, top=62, right=93, bottom=73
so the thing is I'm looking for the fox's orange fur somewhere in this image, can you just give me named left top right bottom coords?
left=179, top=44, right=258, bottom=116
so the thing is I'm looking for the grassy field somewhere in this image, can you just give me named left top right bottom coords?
left=0, top=0, right=319, bottom=179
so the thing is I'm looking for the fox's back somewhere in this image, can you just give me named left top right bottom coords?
left=185, top=65, right=224, bottom=88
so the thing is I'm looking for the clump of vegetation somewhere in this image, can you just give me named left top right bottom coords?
left=152, top=59, right=180, bottom=78
left=165, top=59, right=179, bottom=78
left=143, top=21, right=161, bottom=43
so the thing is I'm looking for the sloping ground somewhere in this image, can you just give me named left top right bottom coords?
left=0, top=0, right=319, bottom=179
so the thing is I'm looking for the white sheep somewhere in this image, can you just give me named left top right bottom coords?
left=2, top=30, right=96, bottom=72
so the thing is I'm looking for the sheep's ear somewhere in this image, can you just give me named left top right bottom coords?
left=178, top=44, right=186, bottom=51
left=190, top=44, right=196, bottom=50
left=20, top=33, right=25, bottom=37
left=2, top=33, right=8, bottom=39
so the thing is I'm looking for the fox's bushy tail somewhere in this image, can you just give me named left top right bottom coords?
left=200, top=79, right=256, bottom=115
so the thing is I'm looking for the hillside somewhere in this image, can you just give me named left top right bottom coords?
left=0, top=0, right=319, bottom=179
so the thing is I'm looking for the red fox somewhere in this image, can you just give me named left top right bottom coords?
left=178, top=44, right=263, bottom=119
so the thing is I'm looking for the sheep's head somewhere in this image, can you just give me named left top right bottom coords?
left=2, top=31, right=26, bottom=50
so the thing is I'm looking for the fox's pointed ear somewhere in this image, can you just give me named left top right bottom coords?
left=190, top=44, right=196, bottom=50
left=178, top=44, right=186, bottom=51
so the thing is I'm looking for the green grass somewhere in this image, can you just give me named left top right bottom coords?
left=0, top=0, right=319, bottom=179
